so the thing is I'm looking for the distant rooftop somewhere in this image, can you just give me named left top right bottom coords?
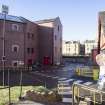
left=65, top=41, right=80, bottom=44
left=84, top=40, right=96, bottom=43
left=35, top=18, right=57, bottom=24
left=99, top=11, right=105, bottom=14
left=0, top=13, right=27, bottom=23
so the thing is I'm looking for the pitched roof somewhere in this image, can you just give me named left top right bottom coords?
left=35, top=18, right=56, bottom=24
left=0, top=13, right=27, bottom=23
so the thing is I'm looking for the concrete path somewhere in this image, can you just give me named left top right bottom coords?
left=14, top=100, right=44, bottom=105
left=13, top=100, right=71, bottom=105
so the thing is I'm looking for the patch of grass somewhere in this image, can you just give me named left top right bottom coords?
left=0, top=86, right=44, bottom=105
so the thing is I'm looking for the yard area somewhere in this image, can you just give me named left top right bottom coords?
left=0, top=70, right=58, bottom=105
left=0, top=86, right=51, bottom=105
left=0, top=86, right=61, bottom=105
left=0, top=86, right=34, bottom=105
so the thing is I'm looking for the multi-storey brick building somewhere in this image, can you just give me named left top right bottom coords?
left=0, top=13, right=62, bottom=67
left=0, top=13, right=39, bottom=67
left=35, top=17, right=62, bottom=65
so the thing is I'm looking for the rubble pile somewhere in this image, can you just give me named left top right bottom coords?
left=23, top=86, right=62, bottom=103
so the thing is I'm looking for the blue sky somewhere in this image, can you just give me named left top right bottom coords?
left=0, top=0, right=105, bottom=42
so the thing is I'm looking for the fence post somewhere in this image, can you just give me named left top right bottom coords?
left=19, top=68, right=23, bottom=100
left=72, top=83, right=75, bottom=105
left=8, top=69, right=12, bottom=105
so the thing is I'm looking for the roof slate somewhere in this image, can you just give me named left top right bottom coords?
left=35, top=18, right=56, bottom=24
left=0, top=13, right=27, bottom=23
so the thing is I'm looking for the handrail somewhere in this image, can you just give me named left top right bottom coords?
left=75, top=67, right=99, bottom=80
left=0, top=66, right=32, bottom=71
left=72, top=83, right=105, bottom=105
left=58, top=83, right=71, bottom=94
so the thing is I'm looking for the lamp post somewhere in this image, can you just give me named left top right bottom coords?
left=1, top=5, right=8, bottom=86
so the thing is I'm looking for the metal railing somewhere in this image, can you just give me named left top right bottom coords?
left=75, top=66, right=99, bottom=80
left=75, top=67, right=93, bottom=77
left=58, top=82, right=71, bottom=94
left=72, top=83, right=105, bottom=105
left=0, top=66, right=32, bottom=71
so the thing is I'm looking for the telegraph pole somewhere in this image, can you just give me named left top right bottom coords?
left=1, top=5, right=9, bottom=86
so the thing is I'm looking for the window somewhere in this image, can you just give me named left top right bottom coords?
left=32, top=34, right=34, bottom=39
left=12, top=61, right=18, bottom=67
left=27, top=48, right=30, bottom=54
left=87, top=48, right=89, bottom=51
left=58, top=25, right=59, bottom=31
left=12, top=24, right=19, bottom=31
left=27, top=33, right=30, bottom=39
left=12, top=45, right=19, bottom=52
left=31, top=48, right=34, bottom=53
left=27, top=33, right=34, bottom=39
left=28, top=59, right=32, bottom=65
left=14, top=47, right=17, bottom=52
left=55, top=35, right=57, bottom=40
left=60, top=48, right=62, bottom=52
left=27, top=48, right=34, bottom=54
left=13, top=62, right=17, bottom=66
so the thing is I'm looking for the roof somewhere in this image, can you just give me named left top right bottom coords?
left=65, top=41, right=80, bottom=44
left=84, top=40, right=96, bottom=43
left=99, top=11, right=105, bottom=14
left=35, top=18, right=56, bottom=24
left=0, top=13, right=27, bottom=23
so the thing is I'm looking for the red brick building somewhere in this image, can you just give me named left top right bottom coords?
left=0, top=14, right=38, bottom=67
left=35, top=17, right=62, bottom=65
left=0, top=13, right=62, bottom=67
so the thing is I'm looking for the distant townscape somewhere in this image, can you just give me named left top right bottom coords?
left=62, top=40, right=97, bottom=56
left=62, top=40, right=98, bottom=64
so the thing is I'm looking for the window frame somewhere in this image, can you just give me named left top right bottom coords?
left=12, top=24, right=19, bottom=31
left=12, top=61, right=18, bottom=67
left=12, top=45, right=19, bottom=53
left=27, top=33, right=34, bottom=39
left=55, top=35, right=57, bottom=40
left=27, top=48, right=30, bottom=54
left=31, top=48, right=34, bottom=54
left=27, top=48, right=34, bottom=54
left=58, top=25, right=59, bottom=31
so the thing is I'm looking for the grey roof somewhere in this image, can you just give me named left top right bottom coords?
left=35, top=18, right=56, bottom=24
left=65, top=41, right=80, bottom=44
left=84, top=40, right=96, bottom=43
left=0, top=13, right=27, bottom=23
